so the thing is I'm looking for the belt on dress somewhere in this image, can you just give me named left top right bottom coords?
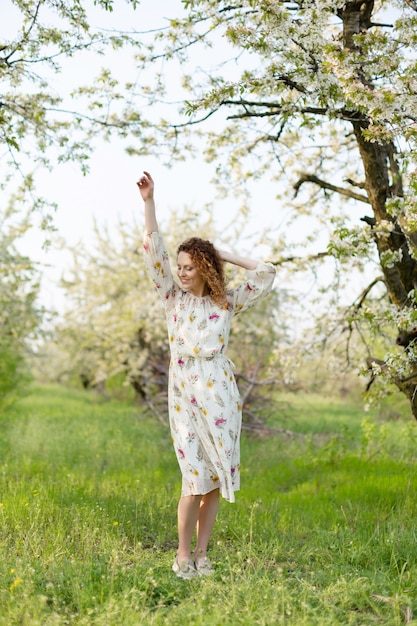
left=173, top=354, right=236, bottom=369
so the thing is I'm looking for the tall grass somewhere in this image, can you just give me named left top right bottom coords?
left=1, top=385, right=417, bottom=625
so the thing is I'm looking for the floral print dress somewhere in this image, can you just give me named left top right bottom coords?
left=143, top=231, right=276, bottom=503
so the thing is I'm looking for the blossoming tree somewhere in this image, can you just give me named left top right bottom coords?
left=116, top=0, right=417, bottom=417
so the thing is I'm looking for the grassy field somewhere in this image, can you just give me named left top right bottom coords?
left=1, top=384, right=417, bottom=625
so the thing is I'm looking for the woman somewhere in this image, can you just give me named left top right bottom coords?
left=138, top=171, right=276, bottom=579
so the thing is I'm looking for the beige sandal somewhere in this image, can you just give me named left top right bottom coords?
left=195, top=556, right=215, bottom=576
left=172, top=557, right=198, bottom=579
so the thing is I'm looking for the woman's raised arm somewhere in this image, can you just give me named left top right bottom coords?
left=137, top=171, right=158, bottom=233
left=217, top=249, right=258, bottom=271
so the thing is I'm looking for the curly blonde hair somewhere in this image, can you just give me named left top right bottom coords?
left=177, top=237, right=227, bottom=307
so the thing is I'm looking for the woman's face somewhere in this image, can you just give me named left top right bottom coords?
left=177, top=251, right=208, bottom=297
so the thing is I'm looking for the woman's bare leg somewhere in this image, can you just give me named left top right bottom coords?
left=177, top=495, right=202, bottom=560
left=194, top=488, right=220, bottom=560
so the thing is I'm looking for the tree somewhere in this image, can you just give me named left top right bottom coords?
left=0, top=204, right=44, bottom=404
left=106, top=0, right=417, bottom=417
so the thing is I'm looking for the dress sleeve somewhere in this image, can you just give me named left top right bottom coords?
left=143, top=231, right=175, bottom=301
left=228, top=262, right=276, bottom=316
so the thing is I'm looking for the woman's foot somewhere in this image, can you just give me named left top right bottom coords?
left=172, top=557, right=198, bottom=579
left=195, top=556, right=215, bottom=576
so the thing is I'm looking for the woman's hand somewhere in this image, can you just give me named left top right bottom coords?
left=137, top=171, right=154, bottom=201
left=139, top=170, right=158, bottom=232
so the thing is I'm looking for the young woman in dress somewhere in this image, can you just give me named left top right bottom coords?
left=138, top=171, right=276, bottom=579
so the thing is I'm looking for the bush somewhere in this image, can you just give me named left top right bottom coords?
left=0, top=342, right=31, bottom=407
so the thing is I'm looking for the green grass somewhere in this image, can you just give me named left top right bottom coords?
left=1, top=385, right=417, bottom=625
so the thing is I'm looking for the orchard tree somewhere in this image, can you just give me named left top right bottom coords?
left=106, top=0, right=417, bottom=417
left=53, top=218, right=168, bottom=405
left=0, top=204, right=44, bottom=404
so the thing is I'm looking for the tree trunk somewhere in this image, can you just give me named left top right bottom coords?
left=340, top=0, right=417, bottom=418
left=352, top=123, right=414, bottom=306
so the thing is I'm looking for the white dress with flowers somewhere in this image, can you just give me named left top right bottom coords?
left=143, top=231, right=276, bottom=503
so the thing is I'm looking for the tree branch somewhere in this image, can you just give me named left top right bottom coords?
left=223, top=100, right=329, bottom=120
left=404, top=0, right=417, bottom=12
left=275, top=251, right=329, bottom=265
left=344, top=177, right=366, bottom=189
left=4, top=0, right=42, bottom=64
left=360, top=215, right=376, bottom=227
left=349, top=277, right=385, bottom=316
left=272, top=73, right=308, bottom=94
left=235, top=372, right=285, bottom=386
left=172, top=107, right=221, bottom=129
left=398, top=216, right=417, bottom=250
left=293, top=173, right=370, bottom=204
left=221, top=99, right=368, bottom=122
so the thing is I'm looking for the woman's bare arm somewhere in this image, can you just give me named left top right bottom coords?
left=137, top=171, right=158, bottom=233
left=217, top=249, right=258, bottom=271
